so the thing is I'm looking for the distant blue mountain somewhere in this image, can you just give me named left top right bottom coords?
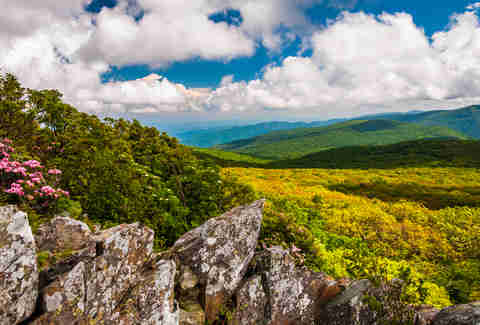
left=160, top=105, right=480, bottom=147
left=175, top=119, right=346, bottom=147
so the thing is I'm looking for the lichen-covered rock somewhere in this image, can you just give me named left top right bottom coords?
left=231, top=275, right=268, bottom=325
left=0, top=205, right=38, bottom=325
left=35, top=217, right=96, bottom=291
left=232, top=246, right=340, bottom=325
left=317, top=279, right=373, bottom=325
left=172, top=199, right=265, bottom=322
left=415, top=305, right=440, bottom=325
left=432, top=302, right=480, bottom=325
left=318, top=278, right=416, bottom=325
left=35, top=216, right=92, bottom=253
left=38, top=222, right=155, bottom=323
left=113, top=258, right=179, bottom=325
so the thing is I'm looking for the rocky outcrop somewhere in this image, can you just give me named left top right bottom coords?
left=35, top=216, right=97, bottom=291
left=432, top=302, right=480, bottom=325
left=35, top=216, right=93, bottom=253
left=1, top=201, right=479, bottom=325
left=232, top=246, right=341, bottom=324
left=416, top=305, right=440, bottom=325
left=172, top=199, right=264, bottom=322
left=35, top=222, right=159, bottom=324
left=317, top=278, right=418, bottom=325
left=0, top=205, right=38, bottom=325
left=112, top=258, right=179, bottom=324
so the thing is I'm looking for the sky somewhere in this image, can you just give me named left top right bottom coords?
left=2, top=0, right=480, bottom=127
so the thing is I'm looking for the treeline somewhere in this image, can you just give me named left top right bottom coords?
left=0, top=73, right=254, bottom=248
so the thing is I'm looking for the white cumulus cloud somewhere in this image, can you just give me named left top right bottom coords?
left=2, top=1, right=480, bottom=119
left=466, top=2, right=480, bottom=10
left=205, top=10, right=480, bottom=117
left=0, top=0, right=324, bottom=116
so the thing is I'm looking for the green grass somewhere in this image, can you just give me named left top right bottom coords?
left=216, top=119, right=469, bottom=160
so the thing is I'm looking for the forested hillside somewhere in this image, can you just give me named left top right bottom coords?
left=0, top=73, right=254, bottom=248
left=217, top=119, right=469, bottom=159
left=176, top=120, right=343, bottom=147
left=365, top=105, right=480, bottom=139
left=268, top=139, right=480, bottom=169
left=196, top=139, right=480, bottom=169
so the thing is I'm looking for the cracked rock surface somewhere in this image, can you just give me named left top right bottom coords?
left=172, top=199, right=265, bottom=322
left=232, top=246, right=341, bottom=325
left=2, top=203, right=479, bottom=325
left=34, top=222, right=160, bottom=324
left=0, top=205, right=38, bottom=325
left=432, top=302, right=480, bottom=325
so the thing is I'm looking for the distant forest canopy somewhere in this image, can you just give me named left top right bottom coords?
left=215, top=119, right=470, bottom=160
left=0, top=73, right=255, bottom=248
left=176, top=119, right=343, bottom=147
left=196, top=139, right=480, bottom=169
left=174, top=105, right=480, bottom=148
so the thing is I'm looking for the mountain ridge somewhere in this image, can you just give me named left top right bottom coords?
left=172, top=105, right=480, bottom=147
left=216, top=119, right=469, bottom=159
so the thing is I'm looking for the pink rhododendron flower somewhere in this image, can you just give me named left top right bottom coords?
left=5, top=183, right=24, bottom=196
left=40, top=186, right=56, bottom=196
left=23, top=160, right=42, bottom=168
left=1, top=139, right=68, bottom=208
left=31, top=177, right=42, bottom=184
left=13, top=167, right=27, bottom=176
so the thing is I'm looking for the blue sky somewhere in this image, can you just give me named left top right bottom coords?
left=92, top=0, right=475, bottom=89
left=2, top=0, right=480, bottom=127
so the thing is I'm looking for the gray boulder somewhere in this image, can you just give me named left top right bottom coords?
left=0, top=205, right=38, bottom=325
left=113, top=258, right=180, bottom=324
left=36, top=222, right=158, bottom=323
left=317, top=279, right=417, bottom=325
left=35, top=216, right=93, bottom=253
left=172, top=199, right=265, bottom=323
left=415, top=305, right=440, bottom=325
left=432, top=302, right=480, bottom=325
left=232, top=246, right=341, bottom=325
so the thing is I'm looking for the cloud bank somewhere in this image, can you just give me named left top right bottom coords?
left=1, top=1, right=480, bottom=119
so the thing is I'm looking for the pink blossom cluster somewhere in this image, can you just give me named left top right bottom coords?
left=0, top=139, right=69, bottom=208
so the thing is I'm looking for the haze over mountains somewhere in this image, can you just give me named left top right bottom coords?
left=175, top=120, right=345, bottom=147
left=175, top=105, right=480, bottom=148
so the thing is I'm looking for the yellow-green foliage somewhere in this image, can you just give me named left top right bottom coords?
left=224, top=167, right=480, bottom=306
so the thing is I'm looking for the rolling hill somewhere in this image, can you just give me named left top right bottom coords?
left=173, top=105, right=480, bottom=148
left=268, top=139, right=480, bottom=169
left=216, top=119, right=469, bottom=159
left=175, top=120, right=345, bottom=147
left=360, top=105, right=480, bottom=139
